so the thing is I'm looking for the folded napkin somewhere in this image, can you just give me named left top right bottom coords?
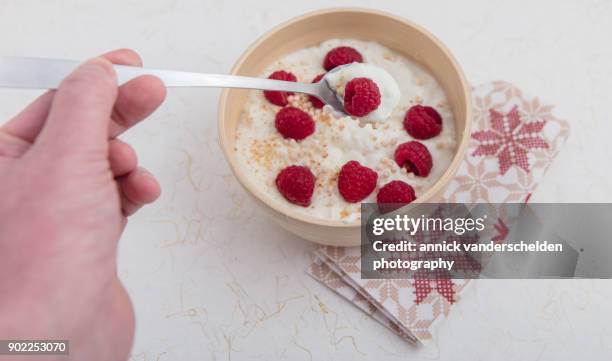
left=307, top=81, right=570, bottom=344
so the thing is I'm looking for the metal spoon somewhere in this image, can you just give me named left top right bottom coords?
left=0, top=56, right=347, bottom=115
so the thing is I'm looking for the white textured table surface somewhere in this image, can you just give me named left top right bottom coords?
left=1, top=1, right=611, bottom=360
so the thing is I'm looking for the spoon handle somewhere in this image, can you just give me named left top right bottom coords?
left=0, top=56, right=317, bottom=94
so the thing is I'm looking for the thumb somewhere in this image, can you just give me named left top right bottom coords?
left=36, top=57, right=118, bottom=155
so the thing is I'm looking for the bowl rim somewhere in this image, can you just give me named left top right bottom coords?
left=218, top=7, right=472, bottom=228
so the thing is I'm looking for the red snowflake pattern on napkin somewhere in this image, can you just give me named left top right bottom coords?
left=472, top=106, right=548, bottom=175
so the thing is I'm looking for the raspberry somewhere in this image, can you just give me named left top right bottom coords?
left=394, top=141, right=433, bottom=177
left=344, top=78, right=381, bottom=117
left=376, top=180, right=416, bottom=213
left=275, top=106, right=315, bottom=141
left=337, top=160, right=378, bottom=203
left=403, top=105, right=442, bottom=139
left=323, top=46, right=364, bottom=71
left=308, top=73, right=326, bottom=109
left=275, top=165, right=315, bottom=207
left=263, top=70, right=297, bottom=106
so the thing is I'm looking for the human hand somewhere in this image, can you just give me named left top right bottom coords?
left=0, top=49, right=166, bottom=361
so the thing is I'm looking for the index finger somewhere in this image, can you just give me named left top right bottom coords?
left=103, top=49, right=166, bottom=137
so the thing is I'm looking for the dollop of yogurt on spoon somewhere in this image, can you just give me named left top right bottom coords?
left=324, top=62, right=401, bottom=122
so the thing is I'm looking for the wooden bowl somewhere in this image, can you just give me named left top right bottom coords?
left=218, top=8, right=472, bottom=246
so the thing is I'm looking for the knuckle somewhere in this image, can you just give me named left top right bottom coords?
left=61, top=58, right=117, bottom=90
left=86, top=57, right=117, bottom=79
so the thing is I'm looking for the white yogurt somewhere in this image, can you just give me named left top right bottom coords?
left=324, top=62, right=401, bottom=122
left=235, top=39, right=457, bottom=223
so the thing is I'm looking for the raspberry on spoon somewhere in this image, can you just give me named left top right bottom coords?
left=343, top=77, right=381, bottom=117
